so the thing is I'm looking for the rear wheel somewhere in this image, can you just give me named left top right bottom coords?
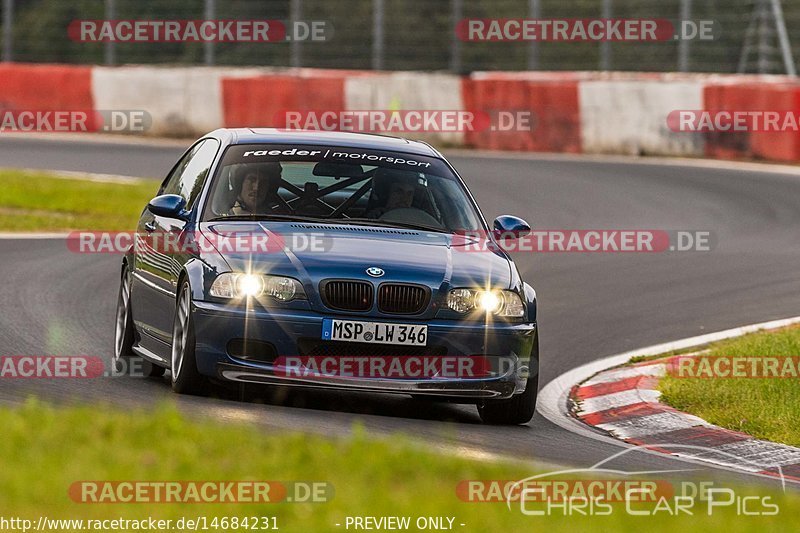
left=171, top=281, right=208, bottom=395
left=114, top=266, right=166, bottom=378
left=477, top=334, right=539, bottom=425
left=113, top=267, right=135, bottom=365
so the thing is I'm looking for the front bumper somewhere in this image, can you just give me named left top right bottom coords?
left=193, top=300, right=537, bottom=400
left=217, top=362, right=520, bottom=398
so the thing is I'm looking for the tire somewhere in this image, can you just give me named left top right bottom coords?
left=477, top=334, right=539, bottom=425
left=113, top=267, right=136, bottom=367
left=114, top=266, right=167, bottom=378
left=171, top=281, right=208, bottom=395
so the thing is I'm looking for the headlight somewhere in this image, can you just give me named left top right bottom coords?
left=446, top=288, right=525, bottom=318
left=210, top=273, right=305, bottom=301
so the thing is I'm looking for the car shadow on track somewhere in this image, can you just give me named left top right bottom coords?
left=119, top=373, right=483, bottom=424
left=218, top=381, right=483, bottom=424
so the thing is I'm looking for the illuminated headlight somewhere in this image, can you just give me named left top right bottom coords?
left=210, top=273, right=305, bottom=301
left=237, top=274, right=264, bottom=297
left=447, top=288, right=525, bottom=318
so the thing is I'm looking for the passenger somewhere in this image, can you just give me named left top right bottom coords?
left=366, top=170, right=418, bottom=218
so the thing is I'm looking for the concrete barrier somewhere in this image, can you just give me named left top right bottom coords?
left=751, top=83, right=800, bottom=162
left=92, top=66, right=264, bottom=137
left=0, top=63, right=93, bottom=111
left=344, top=72, right=464, bottom=145
left=703, top=80, right=800, bottom=162
left=579, top=80, right=705, bottom=157
left=463, top=73, right=581, bottom=152
left=222, top=72, right=348, bottom=130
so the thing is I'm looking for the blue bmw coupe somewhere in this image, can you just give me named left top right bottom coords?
left=115, top=129, right=539, bottom=424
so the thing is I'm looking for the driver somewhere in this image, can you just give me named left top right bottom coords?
left=228, top=162, right=285, bottom=215
left=366, top=170, right=418, bottom=219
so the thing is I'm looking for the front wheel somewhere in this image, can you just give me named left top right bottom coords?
left=171, top=281, right=208, bottom=395
left=477, top=334, right=539, bottom=425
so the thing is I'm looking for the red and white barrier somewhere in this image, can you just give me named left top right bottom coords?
left=2, top=63, right=800, bottom=164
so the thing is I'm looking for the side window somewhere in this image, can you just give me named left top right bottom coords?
left=159, top=145, right=197, bottom=196
left=161, top=139, right=220, bottom=209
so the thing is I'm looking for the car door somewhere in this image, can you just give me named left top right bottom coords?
left=131, top=139, right=219, bottom=355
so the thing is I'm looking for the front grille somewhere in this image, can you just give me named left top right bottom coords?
left=321, top=280, right=373, bottom=312
left=378, top=283, right=429, bottom=314
left=298, top=339, right=446, bottom=358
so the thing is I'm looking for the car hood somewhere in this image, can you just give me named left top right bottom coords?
left=199, top=221, right=513, bottom=298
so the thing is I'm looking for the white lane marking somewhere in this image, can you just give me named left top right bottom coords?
left=40, top=170, right=147, bottom=183
left=577, top=388, right=662, bottom=415
left=537, top=315, right=800, bottom=480
left=0, top=167, right=147, bottom=183
left=582, top=363, right=666, bottom=386
left=0, top=232, right=71, bottom=239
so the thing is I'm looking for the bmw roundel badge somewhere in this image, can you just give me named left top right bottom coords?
left=366, top=267, right=385, bottom=277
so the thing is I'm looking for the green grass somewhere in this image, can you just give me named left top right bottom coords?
left=660, top=326, right=800, bottom=447
left=627, top=345, right=708, bottom=365
left=0, top=169, right=156, bottom=231
left=0, top=399, right=798, bottom=532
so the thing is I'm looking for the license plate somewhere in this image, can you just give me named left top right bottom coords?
left=321, top=319, right=428, bottom=346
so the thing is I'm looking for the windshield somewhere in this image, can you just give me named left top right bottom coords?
left=202, top=144, right=485, bottom=232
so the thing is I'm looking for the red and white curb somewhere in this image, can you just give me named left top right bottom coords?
left=571, top=356, right=800, bottom=482
left=537, top=316, right=800, bottom=484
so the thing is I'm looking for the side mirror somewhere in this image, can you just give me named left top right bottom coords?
left=147, top=194, right=189, bottom=221
left=493, top=215, right=531, bottom=239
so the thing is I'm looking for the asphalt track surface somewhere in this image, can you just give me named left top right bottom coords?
left=2, top=135, right=800, bottom=486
